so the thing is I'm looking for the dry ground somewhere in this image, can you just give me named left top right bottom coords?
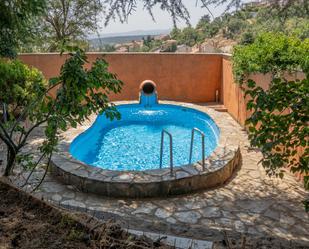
left=0, top=180, right=170, bottom=249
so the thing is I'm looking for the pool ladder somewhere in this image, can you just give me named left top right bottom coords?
left=159, top=129, right=173, bottom=176
left=189, top=128, right=205, bottom=170
left=159, top=128, right=206, bottom=176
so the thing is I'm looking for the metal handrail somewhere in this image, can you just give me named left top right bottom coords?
left=189, top=128, right=205, bottom=170
left=159, top=129, right=173, bottom=176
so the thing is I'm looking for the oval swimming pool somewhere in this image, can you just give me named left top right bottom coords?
left=70, top=104, right=220, bottom=171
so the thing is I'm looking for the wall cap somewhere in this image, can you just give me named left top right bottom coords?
left=18, top=52, right=232, bottom=56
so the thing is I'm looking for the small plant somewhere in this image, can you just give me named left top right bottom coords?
left=66, top=228, right=86, bottom=241
left=58, top=214, right=76, bottom=228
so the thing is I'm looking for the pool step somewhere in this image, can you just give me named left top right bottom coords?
left=197, top=102, right=228, bottom=112
left=127, top=229, right=214, bottom=249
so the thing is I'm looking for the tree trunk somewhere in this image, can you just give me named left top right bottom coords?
left=4, top=148, right=16, bottom=177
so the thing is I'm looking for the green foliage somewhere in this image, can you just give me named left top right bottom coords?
left=245, top=78, right=308, bottom=179
left=0, top=49, right=123, bottom=179
left=0, top=0, right=45, bottom=57
left=161, top=42, right=177, bottom=53
left=239, top=31, right=254, bottom=45
left=169, top=1, right=308, bottom=50
left=232, top=33, right=309, bottom=83
left=233, top=33, right=309, bottom=209
left=37, top=0, right=103, bottom=51
left=0, top=59, right=47, bottom=110
left=66, top=228, right=86, bottom=241
left=98, top=44, right=116, bottom=52
left=171, top=27, right=203, bottom=46
left=135, top=37, right=163, bottom=52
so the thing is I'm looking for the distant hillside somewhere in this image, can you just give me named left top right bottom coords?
left=94, top=29, right=171, bottom=38
left=90, top=35, right=156, bottom=46
left=89, top=29, right=171, bottom=48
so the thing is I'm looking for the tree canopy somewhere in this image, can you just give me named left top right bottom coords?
left=38, top=0, right=104, bottom=51
left=0, top=0, right=45, bottom=57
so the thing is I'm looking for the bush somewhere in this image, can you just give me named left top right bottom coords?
left=233, top=32, right=309, bottom=83
left=232, top=32, right=309, bottom=210
left=0, top=59, right=47, bottom=115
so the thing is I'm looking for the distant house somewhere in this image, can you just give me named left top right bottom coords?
left=176, top=44, right=192, bottom=53
left=154, top=34, right=170, bottom=41
left=115, top=46, right=128, bottom=52
left=197, top=37, right=237, bottom=54
left=241, top=0, right=268, bottom=9
left=160, top=40, right=177, bottom=52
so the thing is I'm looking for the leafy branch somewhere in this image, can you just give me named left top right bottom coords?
left=0, top=48, right=123, bottom=192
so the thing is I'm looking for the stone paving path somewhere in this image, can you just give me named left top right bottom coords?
left=1, top=108, right=309, bottom=246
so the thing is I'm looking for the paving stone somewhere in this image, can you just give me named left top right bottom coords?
left=264, top=209, right=280, bottom=220
left=51, top=194, right=62, bottom=202
left=166, top=217, right=177, bottom=224
left=216, top=218, right=233, bottom=227
left=237, top=200, right=273, bottom=213
left=279, top=214, right=296, bottom=226
left=222, top=211, right=236, bottom=219
left=132, top=203, right=157, bottom=215
left=41, top=182, right=66, bottom=193
left=200, top=218, right=216, bottom=227
left=202, top=207, right=221, bottom=218
left=234, top=220, right=246, bottom=232
left=247, top=226, right=260, bottom=235
left=61, top=199, right=86, bottom=209
left=175, top=171, right=191, bottom=179
left=62, top=191, right=76, bottom=199
left=154, top=208, right=172, bottom=219
left=174, top=211, right=202, bottom=224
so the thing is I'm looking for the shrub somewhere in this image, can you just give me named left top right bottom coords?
left=233, top=32, right=309, bottom=83
left=232, top=32, right=309, bottom=210
left=0, top=59, right=47, bottom=115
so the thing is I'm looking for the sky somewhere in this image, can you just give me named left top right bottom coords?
left=97, top=0, right=229, bottom=35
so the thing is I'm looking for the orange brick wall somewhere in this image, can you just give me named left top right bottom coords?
left=19, top=53, right=223, bottom=103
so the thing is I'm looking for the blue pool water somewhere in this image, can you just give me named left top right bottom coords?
left=70, top=104, right=220, bottom=171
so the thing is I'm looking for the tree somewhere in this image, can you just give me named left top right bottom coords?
left=233, top=32, right=309, bottom=210
left=239, top=31, right=254, bottom=45
left=0, top=49, right=123, bottom=188
left=104, top=0, right=190, bottom=27
left=0, top=0, right=45, bottom=58
left=200, top=0, right=308, bottom=14
left=38, top=0, right=103, bottom=51
left=196, top=14, right=211, bottom=29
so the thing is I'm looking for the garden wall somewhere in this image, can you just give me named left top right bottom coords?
left=221, top=55, right=304, bottom=126
left=221, top=55, right=271, bottom=126
left=19, top=52, right=304, bottom=127
left=19, top=53, right=223, bottom=103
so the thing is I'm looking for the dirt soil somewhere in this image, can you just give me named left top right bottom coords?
left=0, top=180, right=170, bottom=249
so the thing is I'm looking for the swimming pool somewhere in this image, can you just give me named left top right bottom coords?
left=70, top=104, right=220, bottom=171
left=51, top=81, right=240, bottom=197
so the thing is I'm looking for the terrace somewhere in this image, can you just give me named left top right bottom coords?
left=1, top=52, right=308, bottom=248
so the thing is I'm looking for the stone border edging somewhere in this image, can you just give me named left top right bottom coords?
left=50, top=101, right=241, bottom=198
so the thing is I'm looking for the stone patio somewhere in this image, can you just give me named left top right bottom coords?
left=1, top=104, right=309, bottom=246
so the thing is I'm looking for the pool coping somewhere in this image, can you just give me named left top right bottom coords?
left=50, top=101, right=241, bottom=198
